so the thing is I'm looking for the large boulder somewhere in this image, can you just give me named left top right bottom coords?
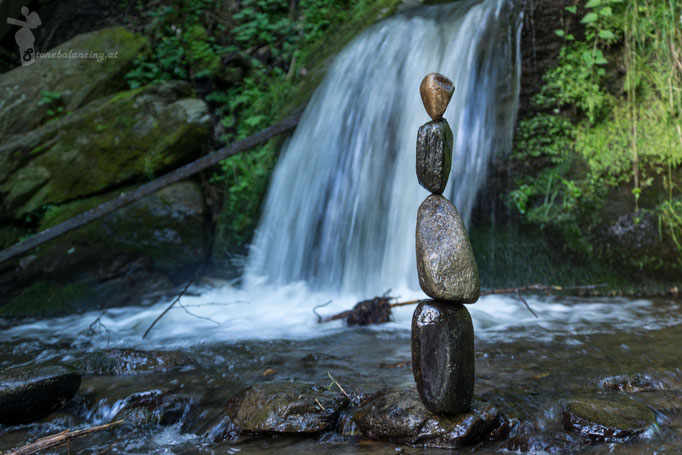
left=0, top=26, right=147, bottom=138
left=0, top=180, right=210, bottom=316
left=0, top=27, right=213, bottom=315
left=0, top=364, right=81, bottom=425
left=0, top=81, right=210, bottom=218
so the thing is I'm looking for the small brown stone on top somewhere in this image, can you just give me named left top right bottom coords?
left=419, top=73, right=455, bottom=121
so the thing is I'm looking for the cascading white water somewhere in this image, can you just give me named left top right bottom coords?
left=245, top=0, right=522, bottom=295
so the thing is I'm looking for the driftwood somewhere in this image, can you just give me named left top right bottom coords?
left=318, top=283, right=608, bottom=326
left=0, top=112, right=302, bottom=265
left=4, top=420, right=123, bottom=455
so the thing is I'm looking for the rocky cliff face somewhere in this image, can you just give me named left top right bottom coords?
left=0, top=27, right=214, bottom=315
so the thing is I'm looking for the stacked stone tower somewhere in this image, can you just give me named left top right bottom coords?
left=411, top=73, right=480, bottom=415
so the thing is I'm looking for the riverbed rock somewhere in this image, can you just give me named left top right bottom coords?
left=77, top=349, right=195, bottom=375
left=0, top=364, right=81, bottom=425
left=416, top=194, right=480, bottom=302
left=225, top=382, right=349, bottom=433
left=416, top=120, right=453, bottom=194
left=599, top=371, right=681, bottom=393
left=352, top=386, right=501, bottom=448
left=562, top=396, right=656, bottom=441
left=412, top=301, right=474, bottom=415
left=419, top=73, right=455, bottom=121
left=113, top=390, right=195, bottom=426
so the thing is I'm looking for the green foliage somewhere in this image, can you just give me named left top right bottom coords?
left=39, top=90, right=64, bottom=118
left=510, top=0, right=682, bottom=269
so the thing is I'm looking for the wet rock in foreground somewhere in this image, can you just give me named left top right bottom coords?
left=352, top=386, right=502, bottom=448
left=225, top=382, right=349, bottom=434
left=562, top=396, right=656, bottom=441
left=412, top=301, right=474, bottom=415
left=505, top=432, right=592, bottom=453
left=0, top=364, right=81, bottom=425
left=113, top=390, right=195, bottom=426
left=77, top=348, right=194, bottom=375
left=599, top=370, right=681, bottom=393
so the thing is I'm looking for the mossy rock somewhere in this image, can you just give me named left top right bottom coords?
left=0, top=81, right=211, bottom=220
left=0, top=26, right=148, bottom=138
left=562, top=396, right=657, bottom=441
left=0, top=181, right=209, bottom=316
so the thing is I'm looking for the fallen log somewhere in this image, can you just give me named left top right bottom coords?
left=4, top=420, right=123, bottom=455
left=317, top=283, right=607, bottom=326
left=0, top=112, right=302, bottom=265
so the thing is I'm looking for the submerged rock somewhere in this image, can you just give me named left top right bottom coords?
left=412, top=301, right=474, bottom=415
left=419, top=73, right=455, bottom=121
left=505, top=432, right=592, bottom=453
left=562, top=396, right=656, bottom=441
left=0, top=364, right=81, bottom=425
left=77, top=349, right=194, bottom=375
left=416, top=120, right=453, bottom=194
left=225, top=382, right=349, bottom=433
left=352, top=386, right=501, bottom=448
left=416, top=194, right=480, bottom=302
left=114, top=390, right=195, bottom=426
left=599, top=371, right=681, bottom=393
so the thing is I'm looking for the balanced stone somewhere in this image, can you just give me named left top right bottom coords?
left=416, top=119, right=453, bottom=194
left=419, top=73, right=455, bottom=121
left=416, top=194, right=480, bottom=302
left=411, top=301, right=474, bottom=415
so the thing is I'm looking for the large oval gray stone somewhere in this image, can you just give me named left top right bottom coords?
left=416, top=194, right=479, bottom=302
left=0, top=364, right=81, bottom=425
left=412, top=301, right=474, bottom=415
left=416, top=120, right=453, bottom=194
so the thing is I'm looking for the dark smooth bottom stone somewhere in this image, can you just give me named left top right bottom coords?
left=411, top=301, right=474, bottom=415
left=0, top=364, right=81, bottom=425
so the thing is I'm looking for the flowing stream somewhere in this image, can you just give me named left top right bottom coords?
left=1, top=1, right=681, bottom=454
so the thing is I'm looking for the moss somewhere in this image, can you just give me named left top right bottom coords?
left=0, top=281, right=92, bottom=318
left=5, top=81, right=210, bottom=218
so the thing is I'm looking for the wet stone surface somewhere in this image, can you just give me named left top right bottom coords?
left=416, top=194, right=480, bottom=302
left=113, top=390, right=196, bottom=426
left=411, top=301, right=474, bottom=415
left=224, top=382, right=349, bottom=434
left=562, top=396, right=657, bottom=441
left=416, top=120, right=453, bottom=194
left=419, top=73, right=455, bottom=121
left=352, top=386, right=502, bottom=448
left=0, top=364, right=81, bottom=425
left=76, top=348, right=195, bottom=375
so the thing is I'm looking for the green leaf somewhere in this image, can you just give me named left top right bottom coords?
left=565, top=6, right=577, bottom=14
left=599, top=29, right=615, bottom=39
left=599, top=6, right=612, bottom=16
left=566, top=34, right=575, bottom=41
left=555, top=29, right=565, bottom=37
left=585, top=0, right=601, bottom=8
left=581, top=12, right=598, bottom=24
left=582, top=50, right=595, bottom=66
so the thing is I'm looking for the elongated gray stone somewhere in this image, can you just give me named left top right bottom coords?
left=412, top=301, right=474, bottom=415
left=416, top=120, right=453, bottom=194
left=416, top=194, right=479, bottom=302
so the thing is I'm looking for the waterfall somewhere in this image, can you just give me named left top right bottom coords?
left=245, top=0, right=522, bottom=296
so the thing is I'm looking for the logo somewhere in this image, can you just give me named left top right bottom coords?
left=6, top=6, right=42, bottom=67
